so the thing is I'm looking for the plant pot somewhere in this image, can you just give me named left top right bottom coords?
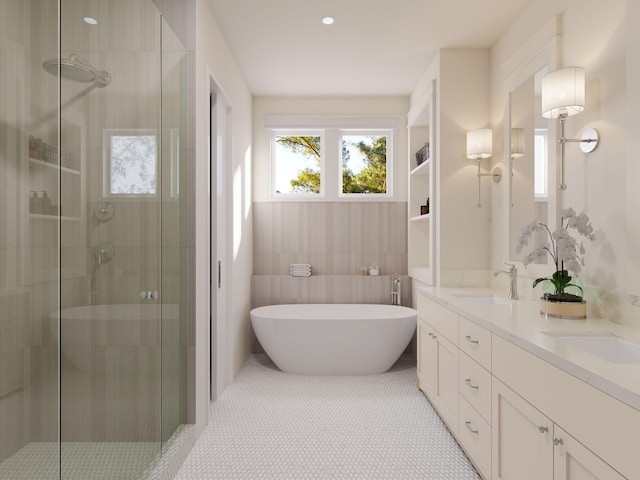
left=540, top=297, right=587, bottom=319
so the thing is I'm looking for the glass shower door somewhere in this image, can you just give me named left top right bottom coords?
left=59, top=0, right=164, bottom=477
left=0, top=1, right=187, bottom=477
left=0, top=0, right=61, bottom=478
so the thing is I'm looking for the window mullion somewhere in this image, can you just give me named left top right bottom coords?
left=324, top=129, right=339, bottom=201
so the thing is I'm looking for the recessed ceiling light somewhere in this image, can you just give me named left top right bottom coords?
left=83, top=16, right=98, bottom=25
left=322, top=16, right=335, bottom=25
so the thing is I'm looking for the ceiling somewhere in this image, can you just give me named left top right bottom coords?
left=208, top=0, right=535, bottom=96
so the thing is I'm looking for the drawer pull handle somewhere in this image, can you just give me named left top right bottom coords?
left=464, top=335, right=479, bottom=344
left=538, top=425, right=549, bottom=434
left=428, top=332, right=434, bottom=337
left=432, top=335, right=438, bottom=340
left=465, top=378, right=479, bottom=390
left=464, top=421, right=479, bottom=434
left=553, top=437, right=564, bottom=446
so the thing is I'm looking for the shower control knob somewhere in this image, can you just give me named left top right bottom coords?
left=139, top=291, right=159, bottom=300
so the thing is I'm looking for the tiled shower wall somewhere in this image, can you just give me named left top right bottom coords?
left=252, top=201, right=410, bottom=307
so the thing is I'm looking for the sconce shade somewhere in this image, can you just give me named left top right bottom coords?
left=541, top=67, right=585, bottom=119
left=510, top=128, right=525, bottom=158
left=466, top=128, right=492, bottom=159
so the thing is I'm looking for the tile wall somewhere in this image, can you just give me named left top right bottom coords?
left=253, top=202, right=408, bottom=277
left=252, top=201, right=410, bottom=326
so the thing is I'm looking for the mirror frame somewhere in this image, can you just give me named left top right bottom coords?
left=501, top=15, right=560, bottom=281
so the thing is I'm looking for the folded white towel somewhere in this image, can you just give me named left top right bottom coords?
left=290, top=271, right=311, bottom=277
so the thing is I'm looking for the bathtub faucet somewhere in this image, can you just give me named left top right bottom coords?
left=391, top=273, right=401, bottom=305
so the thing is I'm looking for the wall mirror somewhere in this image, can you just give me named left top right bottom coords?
left=508, top=66, right=556, bottom=265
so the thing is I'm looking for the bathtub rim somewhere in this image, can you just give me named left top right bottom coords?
left=250, top=303, right=416, bottom=321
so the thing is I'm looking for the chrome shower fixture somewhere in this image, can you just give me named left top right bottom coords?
left=42, top=54, right=111, bottom=87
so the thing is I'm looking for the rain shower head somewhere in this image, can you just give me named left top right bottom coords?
left=42, top=54, right=111, bottom=87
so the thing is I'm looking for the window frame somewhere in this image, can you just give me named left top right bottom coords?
left=266, top=116, right=397, bottom=202
left=103, top=128, right=159, bottom=199
left=534, top=128, right=549, bottom=201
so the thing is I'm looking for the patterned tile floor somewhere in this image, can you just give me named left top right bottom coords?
left=0, top=441, right=162, bottom=479
left=175, top=354, right=480, bottom=479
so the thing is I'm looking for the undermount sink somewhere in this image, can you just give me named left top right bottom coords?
left=453, top=293, right=513, bottom=305
left=544, top=332, right=640, bottom=364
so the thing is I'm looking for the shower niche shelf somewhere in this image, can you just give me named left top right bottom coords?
left=28, top=214, right=81, bottom=222
left=28, top=157, right=81, bottom=176
left=25, top=123, right=84, bottom=222
left=20, top=118, right=86, bottom=286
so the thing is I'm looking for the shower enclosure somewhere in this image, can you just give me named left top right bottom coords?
left=0, top=0, right=190, bottom=477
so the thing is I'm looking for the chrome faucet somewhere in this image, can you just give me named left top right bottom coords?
left=391, top=273, right=402, bottom=305
left=493, top=262, right=518, bottom=300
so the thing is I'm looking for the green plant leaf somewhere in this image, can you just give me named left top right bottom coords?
left=532, top=277, right=550, bottom=289
left=565, top=282, right=584, bottom=296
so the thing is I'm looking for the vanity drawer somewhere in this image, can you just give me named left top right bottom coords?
left=458, top=351, right=491, bottom=423
left=459, top=394, right=491, bottom=479
left=458, top=316, right=491, bottom=370
left=417, top=293, right=458, bottom=344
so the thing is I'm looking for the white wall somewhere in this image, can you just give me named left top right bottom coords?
left=438, top=49, right=492, bottom=275
left=194, top=0, right=253, bottom=434
left=490, top=0, right=637, bottom=323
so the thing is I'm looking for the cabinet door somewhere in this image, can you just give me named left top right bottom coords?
left=553, top=426, right=627, bottom=480
left=417, top=316, right=435, bottom=396
left=492, top=377, right=553, bottom=480
left=433, top=331, right=458, bottom=431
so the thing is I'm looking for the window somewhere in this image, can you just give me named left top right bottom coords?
left=341, top=133, right=388, bottom=195
left=105, top=130, right=158, bottom=196
left=268, top=117, right=395, bottom=201
left=534, top=128, right=548, bottom=199
left=272, top=132, right=323, bottom=195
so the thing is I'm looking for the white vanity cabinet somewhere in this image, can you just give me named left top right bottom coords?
left=553, top=425, right=626, bottom=480
left=417, top=289, right=639, bottom=480
left=417, top=294, right=490, bottom=478
left=416, top=298, right=459, bottom=432
left=492, top=376, right=627, bottom=480
left=492, top=376, right=553, bottom=480
left=492, top=334, right=635, bottom=480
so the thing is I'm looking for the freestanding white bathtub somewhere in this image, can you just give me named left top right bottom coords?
left=250, top=304, right=417, bottom=375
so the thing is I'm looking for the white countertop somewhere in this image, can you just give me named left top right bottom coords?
left=418, top=286, right=640, bottom=412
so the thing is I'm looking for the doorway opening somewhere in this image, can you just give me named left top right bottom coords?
left=209, top=77, right=232, bottom=400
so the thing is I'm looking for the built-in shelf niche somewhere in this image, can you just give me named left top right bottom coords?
left=407, top=79, right=436, bottom=286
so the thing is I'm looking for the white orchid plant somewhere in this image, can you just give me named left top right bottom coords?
left=516, top=207, right=595, bottom=301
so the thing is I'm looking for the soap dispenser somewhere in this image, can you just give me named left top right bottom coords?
left=29, top=191, right=39, bottom=214
left=40, top=191, right=51, bottom=215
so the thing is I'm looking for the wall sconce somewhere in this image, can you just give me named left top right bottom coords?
left=467, top=128, right=501, bottom=207
left=541, top=66, right=599, bottom=190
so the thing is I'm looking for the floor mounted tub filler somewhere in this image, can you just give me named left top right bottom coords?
left=250, top=304, right=417, bottom=375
